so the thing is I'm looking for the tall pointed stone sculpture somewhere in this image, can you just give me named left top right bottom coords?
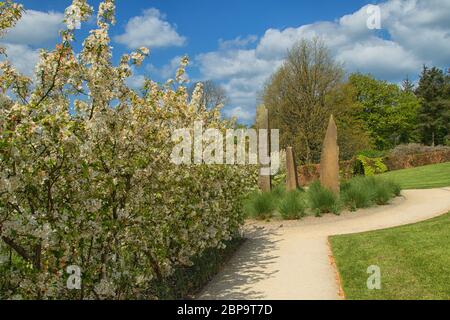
left=286, top=146, right=299, bottom=191
left=320, top=115, right=340, bottom=194
left=256, top=105, right=271, bottom=192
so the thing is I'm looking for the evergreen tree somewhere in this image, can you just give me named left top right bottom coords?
left=401, top=75, right=415, bottom=93
left=415, top=66, right=450, bottom=146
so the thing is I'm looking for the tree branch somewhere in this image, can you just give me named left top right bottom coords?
left=1, top=236, right=32, bottom=263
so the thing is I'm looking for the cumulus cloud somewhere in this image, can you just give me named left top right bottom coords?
left=0, top=43, right=40, bottom=75
left=223, top=106, right=254, bottom=121
left=114, top=8, right=186, bottom=49
left=1, top=9, right=63, bottom=46
left=221, top=74, right=273, bottom=110
left=196, top=0, right=450, bottom=123
left=254, top=0, right=450, bottom=77
left=0, top=9, right=63, bottom=76
left=218, top=35, right=258, bottom=50
left=381, top=0, right=450, bottom=66
left=335, top=39, right=422, bottom=80
left=196, top=49, right=281, bottom=124
left=147, top=56, right=189, bottom=80
left=126, top=73, right=146, bottom=89
left=197, top=49, right=279, bottom=80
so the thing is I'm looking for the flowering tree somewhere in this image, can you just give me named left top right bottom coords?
left=0, top=0, right=256, bottom=299
left=0, top=0, right=23, bottom=56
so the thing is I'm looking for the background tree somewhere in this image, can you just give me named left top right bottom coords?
left=415, top=66, right=450, bottom=146
left=401, top=75, right=415, bottom=93
left=263, top=38, right=371, bottom=163
left=325, top=82, right=373, bottom=160
left=263, top=39, right=341, bottom=163
left=189, top=80, right=228, bottom=110
left=348, top=73, right=420, bottom=150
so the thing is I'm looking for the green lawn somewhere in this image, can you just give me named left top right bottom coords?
left=330, top=212, right=450, bottom=300
left=379, top=162, right=450, bottom=189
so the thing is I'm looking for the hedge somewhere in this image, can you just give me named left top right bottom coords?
left=298, top=149, right=450, bottom=185
left=384, top=150, right=450, bottom=171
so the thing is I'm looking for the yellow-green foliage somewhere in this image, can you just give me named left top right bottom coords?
left=356, top=155, right=388, bottom=176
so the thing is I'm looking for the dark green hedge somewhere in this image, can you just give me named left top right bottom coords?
left=148, top=237, right=244, bottom=299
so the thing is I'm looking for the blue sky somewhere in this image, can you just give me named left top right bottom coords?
left=2, top=0, right=449, bottom=124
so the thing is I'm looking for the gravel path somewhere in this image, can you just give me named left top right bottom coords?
left=198, top=188, right=450, bottom=300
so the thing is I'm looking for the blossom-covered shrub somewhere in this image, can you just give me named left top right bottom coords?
left=0, top=0, right=256, bottom=299
left=0, top=0, right=23, bottom=55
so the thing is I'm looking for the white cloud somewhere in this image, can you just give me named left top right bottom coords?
left=335, top=39, right=422, bottom=79
left=0, top=43, right=40, bottom=76
left=380, top=0, right=450, bottom=66
left=253, top=0, right=449, bottom=76
left=0, top=9, right=63, bottom=76
left=195, top=0, right=450, bottom=123
left=197, top=49, right=278, bottom=80
left=223, top=106, right=254, bottom=121
left=221, top=75, right=271, bottom=109
left=196, top=50, right=281, bottom=123
left=114, top=8, right=186, bottom=49
left=126, top=73, right=146, bottom=89
left=2, top=10, right=63, bottom=46
left=218, top=35, right=258, bottom=50
left=147, top=56, right=189, bottom=80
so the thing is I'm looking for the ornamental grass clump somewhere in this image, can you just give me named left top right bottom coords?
left=307, top=181, right=340, bottom=216
left=385, top=179, right=402, bottom=197
left=367, top=177, right=401, bottom=205
left=271, top=184, right=286, bottom=199
left=341, top=176, right=402, bottom=210
left=244, top=191, right=276, bottom=220
left=341, top=176, right=374, bottom=211
left=278, top=190, right=306, bottom=220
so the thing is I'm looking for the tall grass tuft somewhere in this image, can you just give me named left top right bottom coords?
left=341, top=176, right=402, bottom=209
left=385, top=179, right=402, bottom=196
left=278, top=190, right=306, bottom=220
left=243, top=191, right=276, bottom=220
left=370, top=177, right=401, bottom=205
left=271, top=184, right=286, bottom=199
left=307, top=181, right=340, bottom=216
left=341, top=176, right=374, bottom=211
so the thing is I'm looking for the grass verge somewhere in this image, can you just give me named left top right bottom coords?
left=379, top=162, right=450, bottom=189
left=330, top=212, right=450, bottom=300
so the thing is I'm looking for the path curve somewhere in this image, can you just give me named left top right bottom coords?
left=198, top=188, right=450, bottom=300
